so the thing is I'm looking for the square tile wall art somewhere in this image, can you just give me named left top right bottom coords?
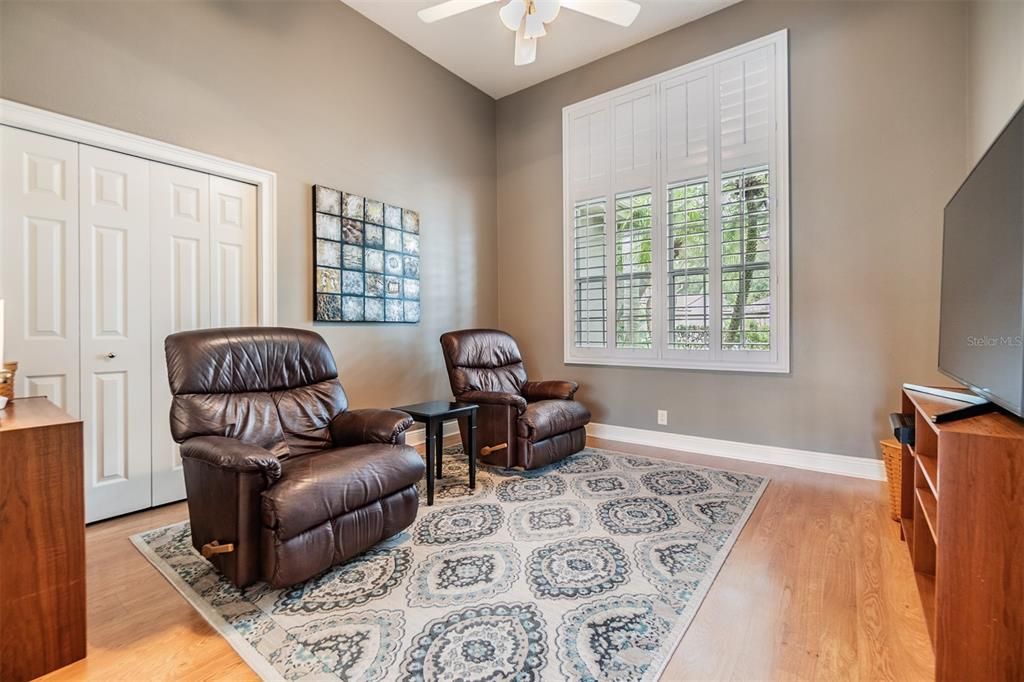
left=313, top=185, right=421, bottom=323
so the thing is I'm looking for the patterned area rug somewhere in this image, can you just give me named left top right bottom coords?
left=132, top=446, right=767, bottom=681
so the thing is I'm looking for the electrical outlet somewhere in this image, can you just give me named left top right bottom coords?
left=657, top=410, right=668, bottom=426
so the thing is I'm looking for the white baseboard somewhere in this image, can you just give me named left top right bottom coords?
left=586, top=422, right=885, bottom=481
left=405, top=421, right=462, bottom=446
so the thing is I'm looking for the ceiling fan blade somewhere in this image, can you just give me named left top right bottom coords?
left=514, top=20, right=537, bottom=65
left=499, top=0, right=527, bottom=31
left=418, top=0, right=496, bottom=24
left=534, top=0, right=561, bottom=23
left=560, top=0, right=640, bottom=27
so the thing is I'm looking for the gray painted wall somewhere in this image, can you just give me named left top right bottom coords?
left=967, top=0, right=1024, bottom=165
left=495, top=0, right=967, bottom=459
left=0, top=0, right=498, bottom=410
left=3, top=0, right=1000, bottom=462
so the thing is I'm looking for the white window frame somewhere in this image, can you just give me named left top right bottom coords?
left=562, top=30, right=790, bottom=373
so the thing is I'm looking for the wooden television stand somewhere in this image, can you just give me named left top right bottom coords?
left=899, top=386, right=1024, bottom=681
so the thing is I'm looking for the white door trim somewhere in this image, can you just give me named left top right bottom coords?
left=587, top=422, right=886, bottom=480
left=0, top=98, right=277, bottom=324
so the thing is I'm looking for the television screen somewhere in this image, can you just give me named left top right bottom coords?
left=939, top=104, right=1024, bottom=416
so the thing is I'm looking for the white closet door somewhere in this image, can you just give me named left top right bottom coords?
left=0, top=126, right=80, bottom=416
left=210, top=176, right=258, bottom=327
left=150, top=163, right=210, bottom=506
left=79, top=145, right=153, bottom=522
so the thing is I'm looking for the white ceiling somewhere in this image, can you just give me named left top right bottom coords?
left=341, top=0, right=742, bottom=99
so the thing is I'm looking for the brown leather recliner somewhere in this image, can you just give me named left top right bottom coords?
left=440, top=329, right=591, bottom=469
left=165, top=327, right=424, bottom=588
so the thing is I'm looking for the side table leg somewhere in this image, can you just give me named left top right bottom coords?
left=435, top=421, right=444, bottom=479
left=425, top=420, right=436, bottom=506
left=468, top=412, right=477, bottom=489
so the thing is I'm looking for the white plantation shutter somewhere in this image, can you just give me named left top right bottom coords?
left=567, top=102, right=611, bottom=351
left=573, top=198, right=607, bottom=347
left=718, top=49, right=773, bottom=173
left=716, top=46, right=777, bottom=360
left=613, top=88, right=655, bottom=183
left=663, top=70, right=711, bottom=181
left=662, top=68, right=713, bottom=357
left=563, top=31, right=788, bottom=372
left=570, top=106, right=609, bottom=196
left=611, top=86, right=656, bottom=354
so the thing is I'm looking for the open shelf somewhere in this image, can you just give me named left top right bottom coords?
left=915, top=487, right=938, bottom=543
left=916, top=452, right=938, bottom=496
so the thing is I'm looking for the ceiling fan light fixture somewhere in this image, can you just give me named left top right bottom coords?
left=524, top=13, right=547, bottom=38
left=416, top=0, right=640, bottom=66
left=514, top=20, right=537, bottom=65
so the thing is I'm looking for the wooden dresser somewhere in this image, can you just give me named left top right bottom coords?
left=900, top=387, right=1024, bottom=681
left=0, top=397, right=86, bottom=681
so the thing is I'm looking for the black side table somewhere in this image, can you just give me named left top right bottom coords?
left=393, top=400, right=478, bottom=505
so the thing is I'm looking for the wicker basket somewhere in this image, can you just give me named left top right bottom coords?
left=0, top=362, right=16, bottom=401
left=879, top=438, right=902, bottom=522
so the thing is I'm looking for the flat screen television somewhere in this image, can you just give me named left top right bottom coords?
left=939, top=102, right=1024, bottom=416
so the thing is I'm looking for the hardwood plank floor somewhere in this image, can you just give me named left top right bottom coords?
left=41, top=437, right=934, bottom=681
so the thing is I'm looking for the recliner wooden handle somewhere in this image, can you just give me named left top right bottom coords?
left=201, top=541, right=235, bottom=558
left=480, top=442, right=508, bottom=456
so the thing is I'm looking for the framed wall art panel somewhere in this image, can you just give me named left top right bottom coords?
left=313, top=184, right=420, bottom=323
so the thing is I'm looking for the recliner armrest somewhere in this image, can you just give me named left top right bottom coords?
left=330, top=408, right=414, bottom=446
left=458, top=390, right=528, bottom=414
left=522, top=380, right=579, bottom=402
left=180, top=436, right=282, bottom=483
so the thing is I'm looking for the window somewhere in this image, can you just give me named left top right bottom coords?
left=562, top=31, right=789, bottom=372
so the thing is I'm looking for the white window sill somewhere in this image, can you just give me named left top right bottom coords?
left=564, top=354, right=790, bottom=374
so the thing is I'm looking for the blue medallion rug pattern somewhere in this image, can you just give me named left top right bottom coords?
left=132, top=446, right=767, bottom=682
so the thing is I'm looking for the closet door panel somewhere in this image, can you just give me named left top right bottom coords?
left=150, top=163, right=210, bottom=505
left=79, top=145, right=152, bottom=522
left=210, top=176, right=258, bottom=327
left=0, top=126, right=80, bottom=416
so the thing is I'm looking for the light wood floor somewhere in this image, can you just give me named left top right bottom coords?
left=42, top=437, right=934, bottom=681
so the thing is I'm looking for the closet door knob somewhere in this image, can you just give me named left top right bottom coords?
left=105, top=352, right=116, bottom=359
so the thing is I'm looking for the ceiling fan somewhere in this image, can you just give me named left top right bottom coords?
left=417, top=0, right=642, bottom=66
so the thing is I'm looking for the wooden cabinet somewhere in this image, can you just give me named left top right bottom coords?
left=0, top=397, right=86, bottom=681
left=900, top=387, right=1024, bottom=681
